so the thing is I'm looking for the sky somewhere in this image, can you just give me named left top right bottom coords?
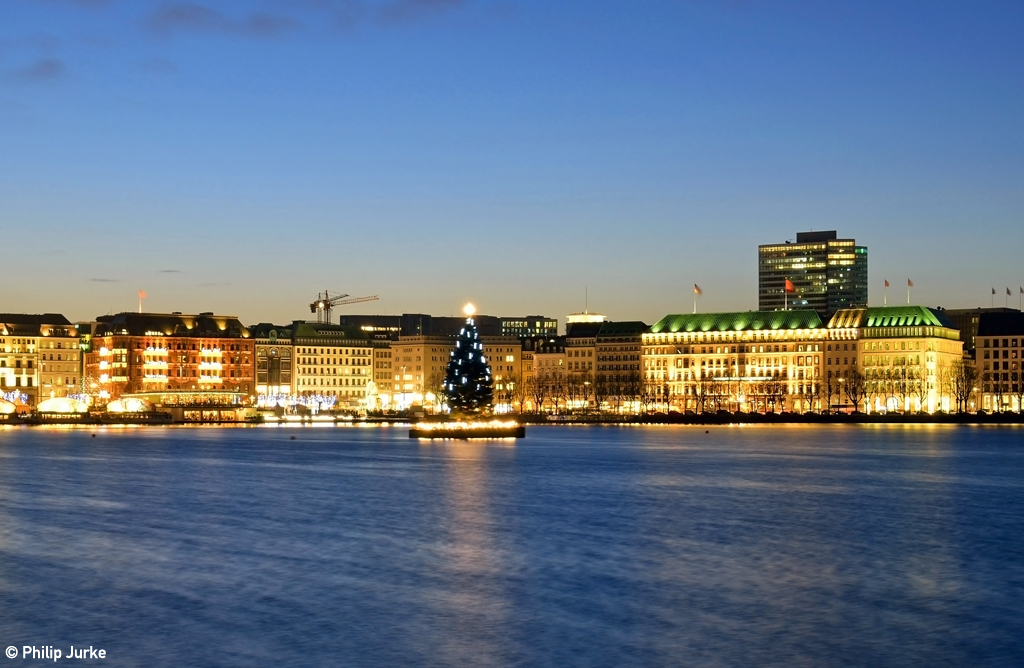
left=1, top=0, right=1022, bottom=328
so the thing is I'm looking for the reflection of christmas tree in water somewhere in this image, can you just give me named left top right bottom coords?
left=443, top=304, right=493, bottom=414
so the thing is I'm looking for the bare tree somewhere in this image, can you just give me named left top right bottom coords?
left=622, top=371, right=643, bottom=414
left=579, top=372, right=595, bottom=413
left=549, top=373, right=567, bottom=414
left=1011, top=369, right=1024, bottom=414
left=910, top=366, right=929, bottom=413
left=566, top=373, right=583, bottom=412
left=822, top=371, right=840, bottom=413
left=593, top=375, right=610, bottom=414
left=693, top=373, right=712, bottom=413
left=842, top=368, right=867, bottom=412
left=530, top=374, right=550, bottom=414
left=945, top=359, right=977, bottom=413
left=766, top=375, right=789, bottom=413
left=892, top=358, right=910, bottom=413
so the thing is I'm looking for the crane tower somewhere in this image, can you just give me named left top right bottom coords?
left=310, top=290, right=379, bottom=324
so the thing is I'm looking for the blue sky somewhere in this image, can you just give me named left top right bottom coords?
left=1, top=0, right=1022, bottom=326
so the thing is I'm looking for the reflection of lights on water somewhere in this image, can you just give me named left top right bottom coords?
left=414, top=420, right=519, bottom=432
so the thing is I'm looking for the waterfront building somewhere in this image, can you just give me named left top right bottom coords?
left=566, top=311, right=606, bottom=325
left=0, top=314, right=81, bottom=406
left=595, top=321, right=647, bottom=411
left=291, top=322, right=373, bottom=409
left=644, top=311, right=826, bottom=413
left=83, top=312, right=253, bottom=404
left=758, top=230, right=868, bottom=316
left=389, top=334, right=454, bottom=410
left=826, top=306, right=962, bottom=413
left=975, top=310, right=1024, bottom=411
left=384, top=331, right=521, bottom=411
left=531, top=336, right=566, bottom=412
left=249, top=324, right=294, bottom=399
left=370, top=340, right=394, bottom=408
left=942, top=307, right=1019, bottom=359
left=339, top=313, right=557, bottom=340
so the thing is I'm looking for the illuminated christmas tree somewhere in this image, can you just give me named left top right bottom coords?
left=443, top=304, right=493, bottom=414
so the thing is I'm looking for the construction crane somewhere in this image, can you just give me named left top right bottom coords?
left=310, top=290, right=379, bottom=324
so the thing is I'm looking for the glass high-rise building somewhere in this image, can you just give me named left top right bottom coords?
left=758, top=231, right=867, bottom=316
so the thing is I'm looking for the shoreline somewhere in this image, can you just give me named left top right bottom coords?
left=2, top=413, right=1023, bottom=427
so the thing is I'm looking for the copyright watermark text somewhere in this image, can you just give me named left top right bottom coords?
left=6, top=646, right=106, bottom=661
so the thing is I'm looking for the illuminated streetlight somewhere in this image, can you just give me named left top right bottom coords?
left=463, top=303, right=476, bottom=317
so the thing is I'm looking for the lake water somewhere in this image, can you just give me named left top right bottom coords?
left=1, top=424, right=1023, bottom=667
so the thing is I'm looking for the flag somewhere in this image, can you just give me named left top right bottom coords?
left=139, top=289, right=147, bottom=299
left=785, top=279, right=795, bottom=293
left=1008, top=287, right=1012, bottom=296
left=907, top=278, right=913, bottom=288
left=694, top=284, right=702, bottom=296
left=992, top=288, right=996, bottom=295
left=884, top=279, right=889, bottom=288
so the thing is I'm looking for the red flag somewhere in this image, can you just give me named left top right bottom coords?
left=884, top=279, right=889, bottom=288
left=907, top=279, right=913, bottom=288
left=139, top=289, right=147, bottom=299
left=694, top=284, right=702, bottom=296
left=784, top=279, right=795, bottom=293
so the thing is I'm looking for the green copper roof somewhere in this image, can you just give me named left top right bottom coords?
left=650, top=310, right=823, bottom=334
left=827, top=306, right=955, bottom=330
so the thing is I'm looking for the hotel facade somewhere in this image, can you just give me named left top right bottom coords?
left=82, top=312, right=254, bottom=403
left=0, top=314, right=82, bottom=406
left=643, top=306, right=962, bottom=413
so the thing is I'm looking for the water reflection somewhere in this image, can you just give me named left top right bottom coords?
left=0, top=425, right=1022, bottom=667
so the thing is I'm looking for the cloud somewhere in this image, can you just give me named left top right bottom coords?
left=199, top=281, right=232, bottom=288
left=89, top=278, right=120, bottom=283
left=158, top=268, right=184, bottom=273
left=148, top=3, right=301, bottom=38
left=6, top=58, right=65, bottom=83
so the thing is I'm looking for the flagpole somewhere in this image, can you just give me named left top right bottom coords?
left=884, top=283, right=887, bottom=306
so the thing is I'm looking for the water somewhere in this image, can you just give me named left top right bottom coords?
left=1, top=424, right=1023, bottom=667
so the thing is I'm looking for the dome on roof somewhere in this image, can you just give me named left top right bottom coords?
left=37, top=397, right=88, bottom=413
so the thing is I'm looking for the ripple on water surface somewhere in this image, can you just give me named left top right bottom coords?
left=1, top=424, right=1023, bottom=667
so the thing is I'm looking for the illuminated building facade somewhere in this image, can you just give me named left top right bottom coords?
left=759, top=231, right=868, bottom=315
left=291, top=322, right=372, bottom=407
left=0, top=314, right=81, bottom=406
left=83, top=312, right=253, bottom=402
left=594, top=321, right=647, bottom=409
left=531, top=337, right=566, bottom=412
left=644, top=311, right=826, bottom=413
left=250, top=323, right=294, bottom=398
left=975, top=311, right=1024, bottom=411
left=385, top=334, right=520, bottom=411
left=371, top=340, right=394, bottom=404
left=339, top=313, right=557, bottom=339
left=827, top=306, right=962, bottom=412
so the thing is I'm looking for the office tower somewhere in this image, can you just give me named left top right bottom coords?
left=759, top=231, right=868, bottom=315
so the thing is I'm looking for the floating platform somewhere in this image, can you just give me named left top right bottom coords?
left=410, top=420, right=526, bottom=439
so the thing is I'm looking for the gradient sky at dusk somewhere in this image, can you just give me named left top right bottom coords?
left=2, top=0, right=1022, bottom=327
